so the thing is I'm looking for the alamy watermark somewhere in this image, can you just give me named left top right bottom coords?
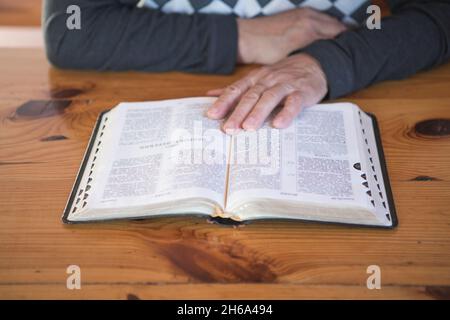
left=366, top=265, right=381, bottom=290
left=65, top=4, right=381, bottom=31
left=64, top=264, right=380, bottom=290
left=168, top=122, right=281, bottom=176
left=66, top=5, right=81, bottom=30
left=66, top=265, right=81, bottom=290
left=366, top=5, right=381, bottom=30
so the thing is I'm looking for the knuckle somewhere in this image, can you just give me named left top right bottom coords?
left=243, top=90, right=261, bottom=100
left=262, top=90, right=279, bottom=100
left=264, top=72, right=277, bottom=81
left=289, top=91, right=302, bottom=102
left=248, top=69, right=260, bottom=79
left=261, top=73, right=279, bottom=87
left=279, top=82, right=295, bottom=92
left=294, top=78, right=311, bottom=90
left=226, top=84, right=242, bottom=94
left=245, top=75, right=258, bottom=87
left=252, top=84, right=267, bottom=93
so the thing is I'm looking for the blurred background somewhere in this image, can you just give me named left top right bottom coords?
left=0, top=0, right=42, bottom=26
left=0, top=0, right=43, bottom=47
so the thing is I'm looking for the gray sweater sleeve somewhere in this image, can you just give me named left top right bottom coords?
left=43, top=0, right=238, bottom=74
left=298, top=0, right=450, bottom=99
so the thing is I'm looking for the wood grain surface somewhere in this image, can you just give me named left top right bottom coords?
left=0, top=48, right=449, bottom=300
left=0, top=1, right=42, bottom=26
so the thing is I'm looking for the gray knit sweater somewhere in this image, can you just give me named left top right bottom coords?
left=43, top=0, right=450, bottom=99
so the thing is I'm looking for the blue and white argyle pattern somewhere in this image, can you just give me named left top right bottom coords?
left=137, top=0, right=371, bottom=25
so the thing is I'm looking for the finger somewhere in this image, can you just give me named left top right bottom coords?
left=243, top=83, right=294, bottom=130
left=308, top=8, right=344, bottom=24
left=305, top=9, right=348, bottom=35
left=321, top=21, right=347, bottom=37
left=207, top=67, right=271, bottom=120
left=206, top=88, right=225, bottom=96
left=223, top=84, right=267, bottom=133
left=315, top=15, right=348, bottom=36
left=272, top=91, right=303, bottom=129
left=206, top=77, right=254, bottom=120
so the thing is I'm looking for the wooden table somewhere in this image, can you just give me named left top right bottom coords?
left=1, top=48, right=449, bottom=300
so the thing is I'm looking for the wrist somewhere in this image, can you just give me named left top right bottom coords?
left=296, top=53, right=329, bottom=99
left=237, top=19, right=253, bottom=64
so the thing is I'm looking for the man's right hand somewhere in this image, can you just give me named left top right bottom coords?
left=207, top=53, right=328, bottom=132
left=237, top=8, right=347, bottom=65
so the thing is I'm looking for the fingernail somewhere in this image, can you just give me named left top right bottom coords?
left=224, top=123, right=240, bottom=135
left=273, top=116, right=285, bottom=128
left=225, top=128, right=240, bottom=135
left=243, top=117, right=256, bottom=131
left=207, top=108, right=218, bottom=118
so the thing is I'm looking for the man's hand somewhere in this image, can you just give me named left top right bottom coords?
left=237, top=8, right=347, bottom=65
left=206, top=54, right=328, bottom=133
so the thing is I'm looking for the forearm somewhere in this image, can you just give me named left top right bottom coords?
left=43, top=0, right=238, bottom=74
left=297, top=1, right=450, bottom=99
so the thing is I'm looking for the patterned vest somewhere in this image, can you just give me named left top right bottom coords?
left=137, top=0, right=371, bottom=25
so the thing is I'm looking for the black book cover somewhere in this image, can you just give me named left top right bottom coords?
left=62, top=111, right=397, bottom=228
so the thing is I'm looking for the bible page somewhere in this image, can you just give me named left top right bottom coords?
left=226, top=103, right=370, bottom=219
left=70, top=97, right=229, bottom=221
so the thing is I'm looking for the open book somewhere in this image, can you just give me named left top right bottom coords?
left=63, top=97, right=397, bottom=228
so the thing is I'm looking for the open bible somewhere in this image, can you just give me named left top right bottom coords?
left=63, top=97, right=397, bottom=228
